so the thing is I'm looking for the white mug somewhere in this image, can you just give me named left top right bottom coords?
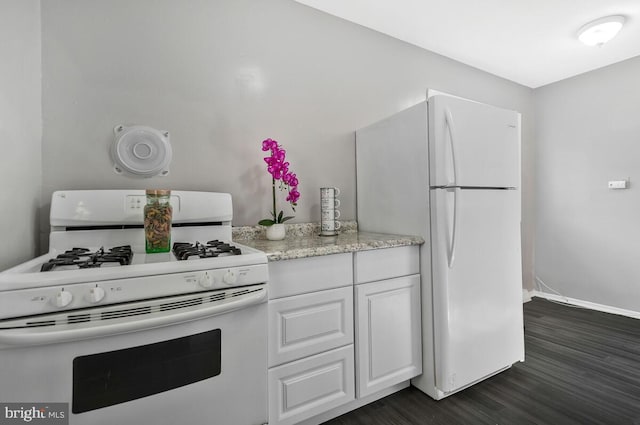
left=321, top=197, right=340, bottom=209
left=320, top=187, right=340, bottom=199
left=321, top=208, right=340, bottom=220
left=320, top=220, right=341, bottom=235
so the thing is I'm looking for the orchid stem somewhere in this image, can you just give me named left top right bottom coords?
left=272, top=177, right=277, bottom=223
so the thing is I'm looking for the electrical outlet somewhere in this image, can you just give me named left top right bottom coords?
left=608, top=180, right=627, bottom=189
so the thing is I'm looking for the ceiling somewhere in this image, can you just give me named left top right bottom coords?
left=294, top=0, right=640, bottom=88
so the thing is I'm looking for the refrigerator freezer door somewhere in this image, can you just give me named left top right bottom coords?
left=428, top=95, right=520, bottom=188
left=430, top=187, right=524, bottom=394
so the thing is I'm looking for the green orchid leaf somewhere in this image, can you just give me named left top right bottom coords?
left=258, top=219, right=275, bottom=226
left=277, top=211, right=284, bottom=223
left=281, top=216, right=294, bottom=223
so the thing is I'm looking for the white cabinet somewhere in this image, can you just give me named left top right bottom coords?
left=268, top=345, right=355, bottom=425
left=354, top=247, right=422, bottom=398
left=268, top=253, right=353, bottom=299
left=354, top=244, right=419, bottom=284
left=267, top=246, right=422, bottom=424
left=355, top=274, right=422, bottom=397
left=268, top=254, right=355, bottom=425
left=269, top=286, right=353, bottom=367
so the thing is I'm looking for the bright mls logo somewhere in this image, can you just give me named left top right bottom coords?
left=0, top=404, right=68, bottom=425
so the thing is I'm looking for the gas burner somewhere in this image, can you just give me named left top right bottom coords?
left=40, top=245, right=133, bottom=272
left=172, top=240, right=242, bottom=261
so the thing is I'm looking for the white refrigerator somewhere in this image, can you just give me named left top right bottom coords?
left=355, top=94, right=525, bottom=400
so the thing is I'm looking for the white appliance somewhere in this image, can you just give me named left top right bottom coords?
left=356, top=94, right=525, bottom=400
left=0, top=190, right=269, bottom=425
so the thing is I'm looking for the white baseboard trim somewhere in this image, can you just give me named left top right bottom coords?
left=522, top=289, right=533, bottom=303
left=531, top=290, right=640, bottom=320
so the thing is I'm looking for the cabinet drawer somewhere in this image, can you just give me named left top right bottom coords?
left=269, top=253, right=353, bottom=299
left=269, top=286, right=353, bottom=367
left=354, top=245, right=419, bottom=284
left=268, top=345, right=355, bottom=425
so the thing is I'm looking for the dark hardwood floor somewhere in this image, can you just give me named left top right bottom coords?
left=324, top=298, right=640, bottom=425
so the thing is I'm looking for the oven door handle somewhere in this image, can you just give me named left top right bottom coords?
left=0, top=286, right=267, bottom=348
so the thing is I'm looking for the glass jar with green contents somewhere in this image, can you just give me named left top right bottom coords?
left=144, top=189, right=172, bottom=253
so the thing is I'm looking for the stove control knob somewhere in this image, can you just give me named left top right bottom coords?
left=55, top=289, right=73, bottom=308
left=89, top=286, right=106, bottom=303
left=222, top=270, right=237, bottom=285
left=199, top=272, right=214, bottom=288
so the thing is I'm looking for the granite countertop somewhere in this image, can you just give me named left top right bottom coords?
left=233, top=221, right=424, bottom=261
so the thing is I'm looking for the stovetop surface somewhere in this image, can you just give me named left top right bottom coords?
left=0, top=240, right=267, bottom=292
left=39, top=240, right=246, bottom=272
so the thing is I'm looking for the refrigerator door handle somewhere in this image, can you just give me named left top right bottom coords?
left=447, top=187, right=459, bottom=268
left=444, top=108, right=458, bottom=187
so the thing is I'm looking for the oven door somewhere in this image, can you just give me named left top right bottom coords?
left=0, top=286, right=268, bottom=425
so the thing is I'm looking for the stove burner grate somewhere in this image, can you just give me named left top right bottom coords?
left=40, top=245, right=133, bottom=272
left=172, top=240, right=242, bottom=260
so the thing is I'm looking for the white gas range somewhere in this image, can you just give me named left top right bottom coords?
left=0, top=190, right=269, bottom=425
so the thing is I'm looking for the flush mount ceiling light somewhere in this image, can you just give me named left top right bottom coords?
left=578, top=15, right=625, bottom=46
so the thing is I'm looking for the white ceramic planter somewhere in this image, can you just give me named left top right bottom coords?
left=265, top=223, right=286, bottom=241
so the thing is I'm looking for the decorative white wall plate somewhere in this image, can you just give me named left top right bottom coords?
left=112, top=125, right=172, bottom=177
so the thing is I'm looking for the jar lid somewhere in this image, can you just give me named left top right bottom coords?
left=146, top=189, right=171, bottom=196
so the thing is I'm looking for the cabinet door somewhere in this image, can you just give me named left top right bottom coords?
left=268, top=345, right=355, bottom=425
left=355, top=274, right=422, bottom=398
left=268, top=286, right=353, bottom=367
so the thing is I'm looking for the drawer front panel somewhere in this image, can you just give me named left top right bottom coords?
left=269, top=286, right=353, bottom=367
left=354, top=245, right=419, bottom=284
left=268, top=253, right=353, bottom=299
left=268, top=345, right=355, bottom=425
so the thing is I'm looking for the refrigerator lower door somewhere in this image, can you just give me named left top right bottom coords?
left=430, top=187, right=524, bottom=395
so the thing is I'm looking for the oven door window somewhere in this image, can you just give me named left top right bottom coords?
left=72, top=329, right=221, bottom=414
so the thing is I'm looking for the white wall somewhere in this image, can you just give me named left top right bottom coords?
left=5, top=0, right=636, bottom=313
left=0, top=0, right=41, bottom=271
left=534, top=55, right=640, bottom=313
left=39, top=0, right=534, bottom=288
